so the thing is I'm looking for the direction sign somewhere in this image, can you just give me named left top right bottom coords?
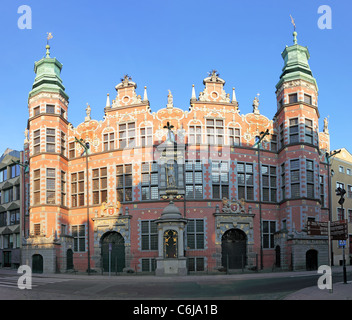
left=307, top=220, right=348, bottom=240
left=307, top=221, right=328, bottom=236
left=330, top=220, right=348, bottom=240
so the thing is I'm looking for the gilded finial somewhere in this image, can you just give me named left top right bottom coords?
left=290, top=15, right=298, bottom=44
left=46, top=32, right=53, bottom=57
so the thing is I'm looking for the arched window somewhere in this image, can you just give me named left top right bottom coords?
left=164, top=230, right=178, bottom=258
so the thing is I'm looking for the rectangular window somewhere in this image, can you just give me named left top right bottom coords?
left=92, top=167, right=108, bottom=205
left=61, top=132, right=66, bottom=156
left=185, top=161, right=203, bottom=200
left=141, top=220, right=158, bottom=251
left=306, top=160, right=314, bottom=198
left=263, top=221, right=276, bottom=249
left=46, top=104, right=55, bottom=114
left=348, top=209, right=352, bottom=223
left=206, top=119, right=224, bottom=145
left=289, top=118, right=299, bottom=144
left=305, top=119, right=313, bottom=144
left=33, top=106, right=40, bottom=116
left=279, top=123, right=284, bottom=149
left=71, top=172, right=85, bottom=207
left=336, top=182, right=344, bottom=190
left=262, top=165, right=277, bottom=202
left=0, top=168, right=7, bottom=182
left=0, top=213, right=7, bottom=227
left=237, top=162, right=254, bottom=200
left=119, top=122, right=136, bottom=148
left=141, top=258, right=156, bottom=272
left=33, top=169, right=40, bottom=205
left=187, top=257, right=205, bottom=272
left=33, top=129, right=40, bottom=154
left=116, top=164, right=133, bottom=202
left=61, top=171, right=66, bottom=206
left=289, top=93, right=298, bottom=104
left=290, top=159, right=300, bottom=198
left=212, top=161, right=229, bottom=199
left=270, top=134, right=277, bottom=152
left=141, top=162, right=159, bottom=200
left=34, top=223, right=41, bottom=236
left=339, top=166, right=344, bottom=173
left=3, top=188, right=13, bottom=203
left=46, top=128, right=56, bottom=152
left=304, top=94, right=312, bottom=105
left=337, top=208, right=345, bottom=221
left=140, top=127, right=153, bottom=147
left=228, top=127, right=241, bottom=146
left=9, top=209, right=20, bottom=225
left=10, top=164, right=20, bottom=179
left=189, top=125, right=202, bottom=145
left=72, top=225, right=86, bottom=252
left=69, top=142, right=75, bottom=158
left=46, top=168, right=55, bottom=204
left=187, top=219, right=205, bottom=250
left=103, top=132, right=115, bottom=151
left=320, top=176, right=325, bottom=206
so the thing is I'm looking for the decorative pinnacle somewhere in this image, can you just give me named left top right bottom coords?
left=46, top=32, right=53, bottom=58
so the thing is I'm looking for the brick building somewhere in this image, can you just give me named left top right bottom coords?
left=329, top=148, right=352, bottom=265
left=0, top=148, right=26, bottom=268
left=22, top=31, right=331, bottom=274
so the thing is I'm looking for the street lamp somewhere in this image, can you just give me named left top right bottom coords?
left=335, top=187, right=347, bottom=284
left=75, top=137, right=91, bottom=275
left=326, top=149, right=341, bottom=267
left=253, top=129, right=270, bottom=270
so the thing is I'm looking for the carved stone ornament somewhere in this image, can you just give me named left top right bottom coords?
left=101, top=201, right=121, bottom=217
left=221, top=197, right=246, bottom=214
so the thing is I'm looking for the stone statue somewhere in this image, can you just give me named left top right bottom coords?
left=167, top=90, right=173, bottom=109
left=166, top=163, right=176, bottom=188
left=24, top=128, right=29, bottom=144
left=85, top=103, right=91, bottom=122
left=253, top=96, right=260, bottom=115
left=323, top=116, right=329, bottom=134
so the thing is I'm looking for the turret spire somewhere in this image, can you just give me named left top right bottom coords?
left=106, top=93, right=111, bottom=108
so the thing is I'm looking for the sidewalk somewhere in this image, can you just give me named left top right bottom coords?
left=2, top=265, right=351, bottom=300
left=285, top=265, right=352, bottom=300
left=284, top=282, right=352, bottom=300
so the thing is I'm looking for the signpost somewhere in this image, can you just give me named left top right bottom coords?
left=307, top=220, right=347, bottom=240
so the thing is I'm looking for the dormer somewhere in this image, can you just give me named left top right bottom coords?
left=109, top=75, right=146, bottom=110
left=197, top=70, right=235, bottom=105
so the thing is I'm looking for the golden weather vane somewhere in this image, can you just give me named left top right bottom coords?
left=290, top=15, right=296, bottom=31
left=46, top=32, right=53, bottom=45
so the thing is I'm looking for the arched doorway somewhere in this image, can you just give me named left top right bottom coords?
left=101, top=232, right=125, bottom=273
left=32, top=254, right=43, bottom=274
left=221, top=229, right=247, bottom=269
left=306, top=249, right=318, bottom=271
left=275, top=246, right=281, bottom=268
left=66, top=249, right=74, bottom=270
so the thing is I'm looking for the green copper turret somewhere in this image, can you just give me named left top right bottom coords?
left=276, top=31, right=318, bottom=91
left=28, top=44, right=69, bottom=101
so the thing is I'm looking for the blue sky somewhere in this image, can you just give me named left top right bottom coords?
left=0, top=0, right=351, bottom=155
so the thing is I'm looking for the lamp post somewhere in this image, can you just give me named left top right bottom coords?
left=75, top=137, right=91, bottom=275
left=253, top=129, right=270, bottom=270
left=335, top=186, right=347, bottom=284
left=326, top=149, right=341, bottom=267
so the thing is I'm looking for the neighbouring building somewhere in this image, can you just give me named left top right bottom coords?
left=0, top=148, right=26, bottom=268
left=330, top=148, right=352, bottom=265
left=22, top=31, right=332, bottom=274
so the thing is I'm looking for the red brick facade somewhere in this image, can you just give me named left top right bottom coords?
left=22, top=35, right=331, bottom=273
